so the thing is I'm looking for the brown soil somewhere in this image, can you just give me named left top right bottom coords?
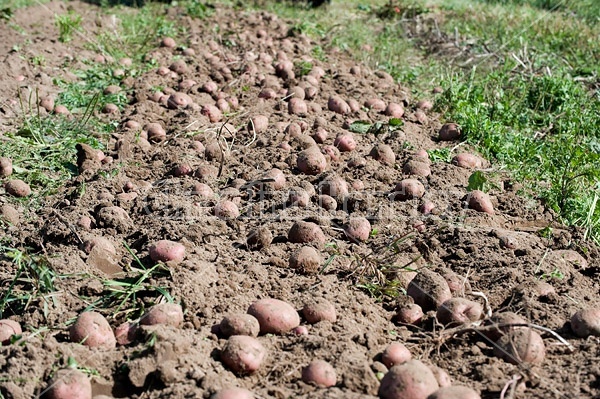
left=1, top=2, right=599, bottom=399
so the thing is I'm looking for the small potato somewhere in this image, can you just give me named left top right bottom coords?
left=140, top=303, right=184, bottom=327
left=302, top=299, right=336, bottom=324
left=40, top=96, right=55, bottom=112
left=247, top=298, right=300, bottom=334
left=416, top=100, right=433, bottom=111
left=570, top=308, right=600, bottom=338
left=419, top=201, right=436, bottom=215
left=427, top=386, right=480, bottom=399
left=114, top=321, right=139, bottom=346
left=246, top=227, right=273, bottom=250
left=167, top=92, right=193, bottom=109
left=452, top=153, right=483, bottom=169
left=285, top=122, right=302, bottom=137
left=483, top=312, right=527, bottom=341
left=321, top=145, right=341, bottom=162
left=263, top=168, right=286, bottom=190
left=149, top=240, right=186, bottom=263
left=429, top=365, right=451, bottom=388
left=407, top=269, right=452, bottom=311
left=369, top=144, right=396, bottom=165
left=288, top=221, right=326, bottom=245
left=46, top=368, right=92, bottom=399
left=395, top=304, right=424, bottom=325
left=392, top=179, right=425, bottom=201
left=214, top=200, right=240, bottom=219
left=202, top=105, right=223, bottom=123
left=288, top=98, right=308, bottom=115
left=220, top=314, right=260, bottom=337
left=403, top=160, right=431, bottom=177
left=436, top=298, right=483, bottom=326
left=494, top=329, right=546, bottom=364
left=467, top=190, right=494, bottom=215
left=1, top=204, right=20, bottom=225
left=297, top=147, right=327, bottom=175
left=344, top=217, right=371, bottom=242
left=0, top=157, right=13, bottom=177
left=172, top=163, right=193, bottom=177
left=438, top=123, right=460, bottom=141
left=334, top=133, right=357, bottom=152
left=378, top=360, right=439, bottom=399
left=212, top=388, right=254, bottom=399
left=288, top=187, right=311, bottom=207
left=381, top=342, right=412, bottom=368
left=248, top=115, right=269, bottom=133
left=364, top=98, right=386, bottom=111
left=145, top=123, right=166, bottom=142
left=311, top=127, right=328, bottom=144
left=302, top=360, right=337, bottom=387
left=328, top=96, right=351, bottom=115
left=289, top=246, right=322, bottom=274
left=318, top=175, right=349, bottom=202
left=318, top=195, right=337, bottom=211
left=193, top=183, right=214, bottom=198
left=0, top=319, right=22, bottom=344
left=385, top=103, right=404, bottom=118
left=221, top=335, right=266, bottom=374
left=70, top=311, right=116, bottom=348
left=292, top=325, right=309, bottom=335
left=5, top=179, right=31, bottom=197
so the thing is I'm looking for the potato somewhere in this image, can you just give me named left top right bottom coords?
left=428, top=365, right=451, bottom=388
left=344, top=217, right=371, bottom=242
left=407, top=269, right=452, bottom=311
left=288, top=98, right=308, bottom=115
left=385, top=103, right=404, bottom=118
left=246, top=227, right=273, bottom=250
left=364, top=98, right=386, bottom=111
left=140, top=303, right=184, bottom=327
left=169, top=59, right=188, bottom=74
left=451, top=153, right=483, bottom=169
left=436, top=298, right=483, bottom=326
left=46, top=368, right=92, bottom=399
left=221, top=335, right=266, bottom=374
left=70, top=311, right=116, bottom=348
left=427, top=386, right=480, bottom=399
left=212, top=388, right=254, bottom=399
left=214, top=200, right=240, bottom=219
left=415, top=110, right=428, bottom=124
left=40, top=96, right=55, bottom=112
left=247, top=298, right=300, bottom=334
left=0, top=157, right=13, bottom=177
left=381, top=343, right=412, bottom=368
left=318, top=195, right=337, bottom=211
left=202, top=81, right=219, bottom=95
left=378, top=360, right=439, bottom=399
left=289, top=246, right=322, bottom=274
left=292, top=325, right=309, bottom=335
left=248, top=115, right=269, bottom=133
left=4, top=179, right=31, bottom=197
left=263, top=168, right=286, bottom=190
left=403, top=160, right=431, bottom=177
left=167, top=92, right=193, bottom=109
left=494, top=328, right=545, bottom=364
left=301, top=298, right=336, bottom=324
left=419, top=201, right=436, bottom=215
left=193, top=183, right=214, bottom=198
left=149, top=240, right=186, bottom=263
left=570, top=308, right=600, bottom=338
left=438, top=123, right=460, bottom=141
left=347, top=98, right=360, bottom=113
left=392, top=179, right=425, bottom=201
left=321, top=145, right=341, bottom=162
left=302, top=360, right=337, bottom=387
left=442, top=270, right=471, bottom=295
left=311, top=127, right=328, bottom=144
left=288, top=187, right=311, bottom=207
left=288, top=221, right=326, bottom=245
left=318, top=175, right=349, bottom=201
left=0, top=319, right=22, bottom=344
left=114, top=321, right=139, bottom=346
left=297, top=147, right=327, bottom=175
left=145, top=123, right=166, bottom=143
left=285, top=122, right=302, bottom=137
left=483, top=311, right=527, bottom=341
left=220, top=314, right=260, bottom=337
left=369, top=144, right=396, bottom=165
left=334, top=133, right=357, bottom=152
left=395, top=304, right=424, bottom=325
left=328, top=96, right=351, bottom=115
left=467, top=190, right=494, bottom=214
left=172, top=163, right=193, bottom=177
left=1, top=204, right=20, bottom=225
left=202, top=105, right=223, bottom=123
left=416, top=100, right=433, bottom=111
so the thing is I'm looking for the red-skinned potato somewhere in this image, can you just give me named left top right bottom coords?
left=483, top=311, right=527, bottom=341
left=149, top=240, right=186, bottom=263
left=145, top=123, right=166, bottom=142
left=321, top=145, right=341, bottom=162
left=167, top=92, right=192, bottom=109
left=429, top=365, right=451, bottom=388
left=427, top=386, right=481, bottom=399
left=301, top=299, right=336, bottom=324
left=246, top=227, right=273, bottom=250
left=5, top=179, right=31, bottom=197
left=70, top=311, right=116, bottom=348
left=467, top=190, right=494, bottom=214
left=328, top=96, right=350, bottom=114
left=220, top=314, right=260, bottom=337
left=378, top=360, right=439, bottom=399
left=46, top=368, right=92, bottom=399
left=263, top=168, right=286, bottom=190
left=248, top=115, right=269, bottom=133
left=140, top=303, right=184, bottom=327
left=436, top=298, right=483, bottom=326
left=364, top=98, right=386, bottom=111
left=334, top=133, right=357, bottom=152
left=438, top=123, right=460, bottom=141
left=288, top=221, right=326, bottom=245
left=0, top=319, right=22, bottom=344
left=114, top=321, right=138, bottom=346
left=407, top=269, right=452, bottom=311
left=289, top=246, right=322, bottom=274
left=570, top=308, right=600, bottom=338
left=221, top=335, right=266, bottom=374
left=344, top=217, right=371, bottom=242
left=392, top=179, right=425, bottom=201
left=0, top=157, right=12, bottom=177
left=318, top=175, right=349, bottom=201
left=212, top=388, right=254, bottom=399
left=381, top=342, right=412, bottom=368
left=403, top=160, right=431, bottom=177
left=452, top=153, right=483, bottom=169
left=289, top=98, right=308, bottom=115
left=395, top=304, right=424, bottom=325
left=385, top=103, right=404, bottom=118
left=247, top=298, right=300, bottom=334
left=202, top=105, right=223, bottom=123
left=302, top=360, right=337, bottom=387
left=288, top=187, right=311, bottom=207
left=297, top=147, right=327, bottom=175
left=494, top=328, right=545, bottom=364
left=419, top=201, right=436, bottom=215
left=369, top=144, right=396, bottom=165
left=214, top=200, right=240, bottom=219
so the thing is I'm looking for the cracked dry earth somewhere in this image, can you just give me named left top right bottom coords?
left=0, top=1, right=599, bottom=399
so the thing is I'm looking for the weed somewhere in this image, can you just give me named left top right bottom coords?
left=182, top=0, right=215, bottom=19
left=55, top=11, right=82, bottom=43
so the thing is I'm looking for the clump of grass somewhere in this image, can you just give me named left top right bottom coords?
left=55, top=11, right=83, bottom=43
